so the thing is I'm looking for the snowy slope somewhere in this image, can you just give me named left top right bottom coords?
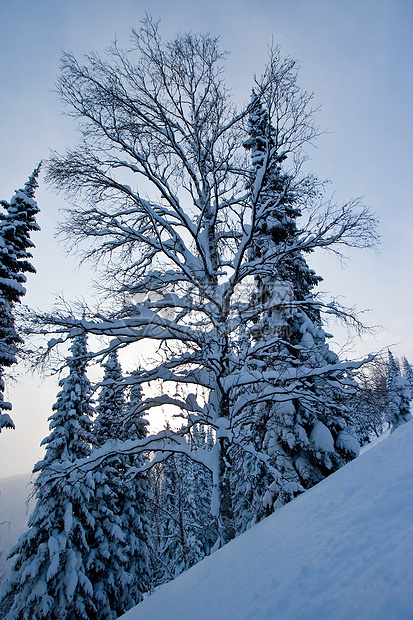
left=121, top=422, right=413, bottom=620
left=0, top=474, right=33, bottom=581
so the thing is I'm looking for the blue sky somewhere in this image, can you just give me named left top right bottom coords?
left=0, top=0, right=412, bottom=476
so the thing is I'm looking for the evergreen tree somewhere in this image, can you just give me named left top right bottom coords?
left=232, top=94, right=361, bottom=531
left=94, top=350, right=125, bottom=445
left=402, top=357, right=413, bottom=398
left=0, top=332, right=96, bottom=619
left=88, top=351, right=130, bottom=619
left=386, top=350, right=412, bottom=432
left=0, top=166, right=40, bottom=432
left=115, top=371, right=152, bottom=608
left=86, top=466, right=129, bottom=619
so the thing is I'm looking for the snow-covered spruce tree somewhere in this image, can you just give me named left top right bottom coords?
left=40, top=20, right=377, bottom=546
left=0, top=166, right=40, bottom=432
left=230, top=94, right=365, bottom=532
left=386, top=350, right=412, bottom=432
left=94, top=349, right=125, bottom=444
left=88, top=350, right=133, bottom=619
left=0, top=332, right=96, bottom=620
left=402, top=356, right=413, bottom=397
left=115, top=370, right=152, bottom=607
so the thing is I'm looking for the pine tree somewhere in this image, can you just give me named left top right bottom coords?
left=0, top=332, right=96, bottom=619
left=386, top=350, right=412, bottom=432
left=402, top=357, right=413, bottom=398
left=94, top=350, right=125, bottom=445
left=232, top=94, right=361, bottom=531
left=115, top=371, right=152, bottom=608
left=0, top=166, right=40, bottom=432
left=86, top=466, right=129, bottom=619
left=88, top=351, right=130, bottom=619
left=90, top=363, right=152, bottom=614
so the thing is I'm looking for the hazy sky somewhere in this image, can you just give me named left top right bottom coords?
left=0, top=0, right=412, bottom=477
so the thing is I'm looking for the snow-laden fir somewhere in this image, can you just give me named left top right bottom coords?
left=0, top=333, right=99, bottom=619
left=119, top=421, right=413, bottom=620
left=0, top=166, right=40, bottom=433
left=386, top=350, right=412, bottom=431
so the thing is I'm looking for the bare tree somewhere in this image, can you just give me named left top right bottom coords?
left=39, top=18, right=378, bottom=546
left=350, top=354, right=388, bottom=443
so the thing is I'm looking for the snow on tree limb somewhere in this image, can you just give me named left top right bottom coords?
left=32, top=19, right=379, bottom=543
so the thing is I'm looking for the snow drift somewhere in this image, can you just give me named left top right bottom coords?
left=121, top=422, right=413, bottom=620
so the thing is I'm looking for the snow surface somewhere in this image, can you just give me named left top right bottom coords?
left=121, top=422, right=413, bottom=620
